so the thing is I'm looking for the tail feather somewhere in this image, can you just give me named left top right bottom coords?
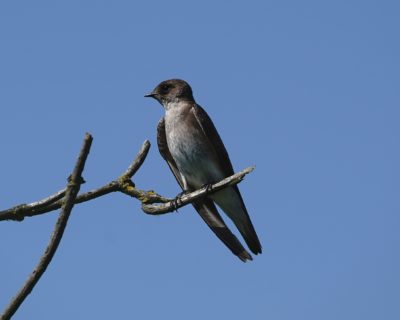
left=192, top=199, right=253, bottom=262
left=212, top=186, right=262, bottom=255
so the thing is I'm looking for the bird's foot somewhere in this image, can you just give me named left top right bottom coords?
left=201, top=183, right=214, bottom=193
left=172, top=190, right=189, bottom=212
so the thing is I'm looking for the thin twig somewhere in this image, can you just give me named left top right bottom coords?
left=0, top=189, right=67, bottom=221
left=121, top=140, right=151, bottom=178
left=0, top=133, right=93, bottom=320
left=0, top=163, right=254, bottom=222
left=0, top=140, right=151, bottom=222
left=141, top=166, right=255, bottom=214
left=28, top=189, right=67, bottom=210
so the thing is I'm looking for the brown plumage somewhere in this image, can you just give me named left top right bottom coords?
left=147, top=79, right=262, bottom=261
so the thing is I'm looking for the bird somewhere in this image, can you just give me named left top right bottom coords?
left=145, top=79, right=262, bottom=261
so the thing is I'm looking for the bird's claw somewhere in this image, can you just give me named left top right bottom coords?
left=172, top=191, right=188, bottom=212
left=201, top=183, right=213, bottom=193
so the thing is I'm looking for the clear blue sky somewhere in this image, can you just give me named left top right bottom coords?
left=1, top=1, right=399, bottom=319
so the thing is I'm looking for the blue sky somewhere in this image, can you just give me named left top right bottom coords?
left=1, top=1, right=399, bottom=319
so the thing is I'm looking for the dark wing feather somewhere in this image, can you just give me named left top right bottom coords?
left=191, top=105, right=262, bottom=254
left=157, top=117, right=252, bottom=261
left=190, top=104, right=235, bottom=176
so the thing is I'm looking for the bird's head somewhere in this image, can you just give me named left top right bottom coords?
left=145, top=79, right=194, bottom=107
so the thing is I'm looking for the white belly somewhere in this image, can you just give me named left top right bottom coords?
left=165, top=104, right=223, bottom=189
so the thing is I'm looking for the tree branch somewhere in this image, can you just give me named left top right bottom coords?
left=1, top=134, right=255, bottom=319
left=0, top=141, right=254, bottom=222
left=141, top=166, right=255, bottom=214
left=1, top=133, right=93, bottom=320
left=121, top=140, right=151, bottom=178
left=0, top=140, right=151, bottom=222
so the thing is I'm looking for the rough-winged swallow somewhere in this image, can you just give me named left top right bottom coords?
left=145, top=79, right=262, bottom=261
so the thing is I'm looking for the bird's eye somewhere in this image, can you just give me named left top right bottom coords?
left=161, top=84, right=170, bottom=92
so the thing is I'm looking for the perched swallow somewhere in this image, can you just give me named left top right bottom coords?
left=145, top=79, right=262, bottom=261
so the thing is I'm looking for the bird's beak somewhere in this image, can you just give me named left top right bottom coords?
left=144, top=92, right=156, bottom=98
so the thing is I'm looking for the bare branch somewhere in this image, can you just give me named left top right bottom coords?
left=0, top=155, right=254, bottom=222
left=1, top=133, right=93, bottom=320
left=141, top=166, right=255, bottom=214
left=0, top=189, right=66, bottom=221
left=0, top=134, right=256, bottom=319
left=0, top=140, right=151, bottom=222
left=28, top=189, right=67, bottom=210
left=121, top=140, right=151, bottom=178
left=0, top=134, right=254, bottom=227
